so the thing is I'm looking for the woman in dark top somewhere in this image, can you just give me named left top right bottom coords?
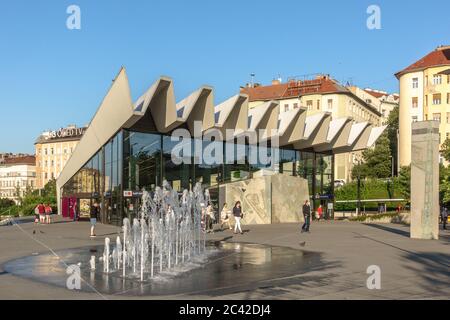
left=232, top=201, right=243, bottom=234
left=90, top=202, right=100, bottom=238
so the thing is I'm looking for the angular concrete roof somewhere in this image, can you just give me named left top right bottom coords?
left=57, top=68, right=387, bottom=191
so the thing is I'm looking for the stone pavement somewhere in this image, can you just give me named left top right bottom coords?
left=0, top=216, right=448, bottom=300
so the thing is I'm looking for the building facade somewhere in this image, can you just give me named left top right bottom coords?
left=0, top=156, right=36, bottom=203
left=35, top=125, right=86, bottom=189
left=349, top=87, right=399, bottom=123
left=56, top=68, right=386, bottom=225
left=396, top=45, right=450, bottom=166
left=241, top=75, right=384, bottom=182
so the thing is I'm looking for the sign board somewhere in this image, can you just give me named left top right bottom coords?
left=43, top=127, right=86, bottom=140
left=123, top=190, right=133, bottom=197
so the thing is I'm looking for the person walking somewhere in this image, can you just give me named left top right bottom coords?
left=442, top=207, right=448, bottom=230
left=44, top=203, right=52, bottom=224
left=301, top=200, right=311, bottom=233
left=317, top=204, right=323, bottom=222
left=34, top=205, right=40, bottom=224
left=38, top=203, right=45, bottom=224
left=206, top=204, right=215, bottom=233
left=90, top=201, right=100, bottom=238
left=233, top=201, right=244, bottom=235
left=220, top=203, right=232, bottom=231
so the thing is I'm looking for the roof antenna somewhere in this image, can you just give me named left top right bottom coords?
left=250, top=73, right=255, bottom=88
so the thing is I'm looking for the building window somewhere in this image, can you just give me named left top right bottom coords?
left=327, top=99, right=333, bottom=109
left=51, top=148, right=54, bottom=155
left=306, top=100, right=313, bottom=110
left=433, top=113, right=441, bottom=122
left=412, top=97, right=418, bottom=108
left=316, top=100, right=320, bottom=110
left=433, top=74, right=442, bottom=85
left=293, top=103, right=298, bottom=109
left=44, top=173, right=48, bottom=179
left=284, top=104, right=289, bottom=112
left=433, top=93, right=441, bottom=105
left=412, top=77, right=419, bottom=89
left=44, top=148, right=48, bottom=155
left=447, top=93, right=450, bottom=104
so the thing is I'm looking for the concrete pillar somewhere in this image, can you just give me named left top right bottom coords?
left=398, top=75, right=412, bottom=167
left=410, top=121, right=439, bottom=240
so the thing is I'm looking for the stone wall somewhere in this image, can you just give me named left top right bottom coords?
left=220, top=173, right=309, bottom=224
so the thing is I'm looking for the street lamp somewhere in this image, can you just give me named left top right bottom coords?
left=353, top=154, right=362, bottom=216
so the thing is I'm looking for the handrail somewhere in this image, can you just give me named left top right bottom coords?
left=0, top=208, right=11, bottom=216
left=336, top=199, right=406, bottom=203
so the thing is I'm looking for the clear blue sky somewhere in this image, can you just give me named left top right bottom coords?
left=1, top=0, right=449, bottom=153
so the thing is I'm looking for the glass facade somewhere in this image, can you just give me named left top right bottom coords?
left=61, top=128, right=334, bottom=225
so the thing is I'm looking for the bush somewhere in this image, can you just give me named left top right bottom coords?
left=335, top=178, right=406, bottom=211
left=349, top=212, right=398, bottom=222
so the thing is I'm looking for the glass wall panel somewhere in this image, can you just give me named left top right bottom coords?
left=104, top=141, right=112, bottom=194
left=223, top=140, right=249, bottom=182
left=162, top=134, right=193, bottom=192
left=279, top=148, right=296, bottom=176
left=123, top=131, right=162, bottom=191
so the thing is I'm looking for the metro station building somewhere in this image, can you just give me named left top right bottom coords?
left=56, top=68, right=386, bottom=225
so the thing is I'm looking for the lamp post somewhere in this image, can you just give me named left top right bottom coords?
left=353, top=154, right=362, bottom=216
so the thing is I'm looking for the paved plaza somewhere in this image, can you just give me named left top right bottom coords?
left=0, top=217, right=448, bottom=300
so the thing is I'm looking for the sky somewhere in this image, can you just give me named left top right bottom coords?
left=0, top=0, right=449, bottom=153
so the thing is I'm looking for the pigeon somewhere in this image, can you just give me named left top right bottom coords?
left=299, top=241, right=306, bottom=247
left=40, top=230, right=44, bottom=234
left=33, top=230, right=36, bottom=234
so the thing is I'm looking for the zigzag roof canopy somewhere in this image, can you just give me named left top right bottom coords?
left=57, top=68, right=387, bottom=190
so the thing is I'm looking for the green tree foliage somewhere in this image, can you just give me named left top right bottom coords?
left=335, top=178, right=405, bottom=211
left=386, top=105, right=399, bottom=175
left=351, top=132, right=392, bottom=180
left=441, top=138, right=450, bottom=163
left=0, top=198, right=15, bottom=214
left=397, top=165, right=410, bottom=200
left=1, top=179, right=57, bottom=217
left=439, top=164, right=450, bottom=206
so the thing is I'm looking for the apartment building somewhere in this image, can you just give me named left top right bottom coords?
left=241, top=75, right=383, bottom=182
left=35, top=125, right=86, bottom=189
left=396, top=45, right=450, bottom=166
left=0, top=156, right=36, bottom=203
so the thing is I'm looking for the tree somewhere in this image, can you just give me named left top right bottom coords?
left=353, top=132, right=392, bottom=179
left=441, top=138, right=450, bottom=163
left=42, top=178, right=57, bottom=199
left=398, top=165, right=410, bottom=200
left=386, top=105, right=399, bottom=175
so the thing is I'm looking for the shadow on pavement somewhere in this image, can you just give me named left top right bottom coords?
left=363, top=223, right=410, bottom=238
left=401, top=251, right=450, bottom=296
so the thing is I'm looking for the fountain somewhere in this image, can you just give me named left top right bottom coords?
left=4, top=178, right=321, bottom=296
left=98, top=181, right=209, bottom=282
